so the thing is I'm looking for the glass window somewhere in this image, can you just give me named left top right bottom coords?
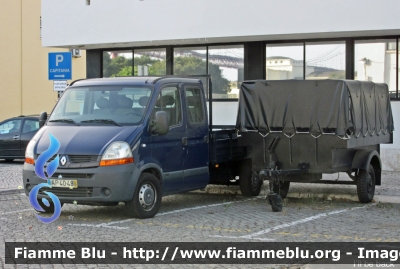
left=173, top=47, right=208, bottom=97
left=153, top=86, right=182, bottom=127
left=173, top=47, right=207, bottom=75
left=134, top=48, right=166, bottom=76
left=355, top=39, right=396, bottom=97
left=266, top=43, right=304, bottom=80
left=398, top=40, right=400, bottom=99
left=0, top=119, right=22, bottom=134
left=103, top=50, right=133, bottom=77
left=49, top=86, right=152, bottom=126
left=306, top=42, right=345, bottom=80
left=185, top=87, right=204, bottom=124
left=22, top=120, right=39, bottom=134
left=208, top=45, right=244, bottom=99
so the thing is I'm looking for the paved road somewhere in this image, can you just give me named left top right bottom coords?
left=0, top=160, right=399, bottom=269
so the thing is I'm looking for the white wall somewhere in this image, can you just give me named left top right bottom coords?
left=42, top=0, right=400, bottom=49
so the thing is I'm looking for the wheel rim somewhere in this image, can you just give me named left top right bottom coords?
left=138, top=183, right=156, bottom=211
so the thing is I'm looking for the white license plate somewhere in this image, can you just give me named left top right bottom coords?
left=49, top=179, right=78, bottom=188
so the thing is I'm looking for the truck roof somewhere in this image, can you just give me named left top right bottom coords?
left=69, top=76, right=203, bottom=87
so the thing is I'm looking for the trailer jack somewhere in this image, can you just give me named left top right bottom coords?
left=267, top=191, right=283, bottom=212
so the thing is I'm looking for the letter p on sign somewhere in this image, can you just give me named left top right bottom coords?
left=56, top=55, right=64, bottom=66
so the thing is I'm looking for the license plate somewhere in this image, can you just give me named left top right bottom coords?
left=48, top=179, right=78, bottom=188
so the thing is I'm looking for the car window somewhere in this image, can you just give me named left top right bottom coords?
left=22, top=119, right=39, bottom=134
left=0, top=119, right=22, bottom=134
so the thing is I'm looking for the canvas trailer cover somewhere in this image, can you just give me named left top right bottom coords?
left=235, top=80, right=394, bottom=174
left=236, top=80, right=394, bottom=143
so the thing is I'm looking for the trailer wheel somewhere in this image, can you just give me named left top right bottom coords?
left=356, top=165, right=375, bottom=203
left=267, top=193, right=283, bottom=212
left=125, top=173, right=162, bottom=219
left=238, top=160, right=262, bottom=196
left=272, top=181, right=290, bottom=199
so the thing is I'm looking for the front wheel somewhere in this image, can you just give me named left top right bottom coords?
left=125, top=173, right=162, bottom=219
left=356, top=165, right=375, bottom=203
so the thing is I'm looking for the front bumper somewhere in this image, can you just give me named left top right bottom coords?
left=23, top=162, right=141, bottom=204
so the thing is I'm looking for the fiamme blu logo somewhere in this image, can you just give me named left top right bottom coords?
left=28, top=133, right=63, bottom=224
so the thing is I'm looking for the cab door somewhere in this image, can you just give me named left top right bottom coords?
left=182, top=85, right=209, bottom=190
left=0, top=119, right=22, bottom=157
left=150, top=84, right=185, bottom=194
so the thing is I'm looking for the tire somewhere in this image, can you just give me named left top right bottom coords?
left=356, top=165, right=375, bottom=203
left=36, top=198, right=64, bottom=213
left=268, top=193, right=283, bottom=212
left=238, top=160, right=262, bottom=196
left=125, top=173, right=162, bottom=219
left=272, top=181, right=290, bottom=199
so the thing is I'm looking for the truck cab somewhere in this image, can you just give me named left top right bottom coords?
left=23, top=77, right=211, bottom=218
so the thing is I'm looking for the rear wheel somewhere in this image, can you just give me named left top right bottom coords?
left=125, top=173, right=162, bottom=219
left=238, top=159, right=262, bottom=196
left=356, top=165, right=375, bottom=203
left=272, top=181, right=290, bottom=199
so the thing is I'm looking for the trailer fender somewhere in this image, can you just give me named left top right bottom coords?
left=351, top=150, right=381, bottom=186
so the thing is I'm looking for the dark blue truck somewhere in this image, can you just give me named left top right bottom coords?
left=23, top=76, right=259, bottom=218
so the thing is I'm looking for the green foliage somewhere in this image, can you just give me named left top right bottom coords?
left=103, top=53, right=230, bottom=94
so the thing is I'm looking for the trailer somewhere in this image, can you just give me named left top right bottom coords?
left=236, top=80, right=394, bottom=212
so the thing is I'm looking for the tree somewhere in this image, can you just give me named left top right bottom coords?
left=103, top=54, right=231, bottom=94
left=173, top=57, right=230, bottom=94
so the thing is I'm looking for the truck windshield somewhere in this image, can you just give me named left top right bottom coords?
left=48, top=85, right=153, bottom=126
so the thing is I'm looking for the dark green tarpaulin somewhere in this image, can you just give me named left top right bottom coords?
left=236, top=80, right=394, bottom=137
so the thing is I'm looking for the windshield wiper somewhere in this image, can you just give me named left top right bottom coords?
left=81, top=119, right=122, bottom=126
left=49, top=118, right=79, bottom=126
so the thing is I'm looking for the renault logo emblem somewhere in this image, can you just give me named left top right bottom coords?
left=60, top=156, right=67, bottom=166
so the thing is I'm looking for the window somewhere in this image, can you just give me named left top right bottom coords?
left=266, top=43, right=304, bottom=80
left=355, top=39, right=396, bottom=97
left=185, top=87, right=204, bottom=124
left=153, top=86, right=181, bottom=127
left=22, top=120, right=39, bottom=134
left=306, top=42, right=345, bottom=80
left=208, top=45, right=244, bottom=99
left=134, top=48, right=166, bottom=76
left=103, top=50, right=133, bottom=77
left=0, top=120, right=22, bottom=134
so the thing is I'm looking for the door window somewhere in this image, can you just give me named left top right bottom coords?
left=185, top=87, right=204, bottom=124
left=153, top=86, right=182, bottom=127
left=22, top=119, right=39, bottom=134
left=0, top=119, right=22, bottom=134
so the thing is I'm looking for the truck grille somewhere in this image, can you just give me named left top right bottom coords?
left=39, top=187, right=93, bottom=197
left=36, top=154, right=99, bottom=164
left=51, top=173, right=92, bottom=179
left=69, top=155, right=99, bottom=163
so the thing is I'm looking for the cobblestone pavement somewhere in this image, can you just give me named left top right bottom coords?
left=0, top=161, right=399, bottom=269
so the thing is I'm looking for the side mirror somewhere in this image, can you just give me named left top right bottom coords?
left=151, top=111, right=169, bottom=135
left=39, top=111, right=48, bottom=128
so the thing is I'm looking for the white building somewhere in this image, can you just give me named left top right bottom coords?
left=41, top=0, right=400, bottom=170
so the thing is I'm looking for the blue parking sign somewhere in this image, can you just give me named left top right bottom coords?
left=48, top=52, right=72, bottom=80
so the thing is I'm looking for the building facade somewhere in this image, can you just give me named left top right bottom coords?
left=41, top=0, right=400, bottom=170
left=0, top=0, right=86, bottom=121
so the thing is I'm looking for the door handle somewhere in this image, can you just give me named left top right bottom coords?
left=182, top=137, right=188, bottom=146
left=13, top=135, right=19, bottom=140
left=204, top=136, right=209, bottom=143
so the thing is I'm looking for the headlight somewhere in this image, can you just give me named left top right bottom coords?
left=25, top=139, right=36, bottom=164
left=100, top=142, right=134, bottom=166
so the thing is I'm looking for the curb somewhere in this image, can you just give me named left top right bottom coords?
left=0, top=188, right=24, bottom=195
